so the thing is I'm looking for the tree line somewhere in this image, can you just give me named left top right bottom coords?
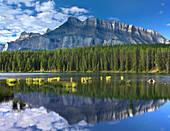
left=0, top=44, right=169, bottom=73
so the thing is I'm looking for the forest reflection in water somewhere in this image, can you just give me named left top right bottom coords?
left=0, top=73, right=169, bottom=125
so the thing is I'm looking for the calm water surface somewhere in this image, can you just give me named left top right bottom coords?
left=0, top=73, right=170, bottom=131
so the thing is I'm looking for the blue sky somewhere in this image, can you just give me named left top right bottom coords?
left=0, top=0, right=169, bottom=43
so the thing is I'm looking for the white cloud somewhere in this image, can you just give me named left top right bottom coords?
left=23, top=9, right=34, bottom=15
left=0, top=30, right=11, bottom=34
left=167, top=23, right=170, bottom=26
left=0, top=36, right=19, bottom=42
left=159, top=10, right=164, bottom=14
left=54, top=12, right=68, bottom=21
left=108, top=17, right=120, bottom=21
left=61, top=6, right=88, bottom=15
left=77, top=15, right=88, bottom=21
left=6, top=0, right=35, bottom=7
left=35, top=1, right=55, bottom=12
left=161, top=3, right=165, bottom=6
left=0, top=0, right=91, bottom=42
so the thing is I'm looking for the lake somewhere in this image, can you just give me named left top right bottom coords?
left=0, top=73, right=170, bottom=131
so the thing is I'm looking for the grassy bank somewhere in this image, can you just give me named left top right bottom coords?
left=0, top=70, right=169, bottom=74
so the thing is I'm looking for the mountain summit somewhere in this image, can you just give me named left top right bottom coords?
left=2, top=17, right=170, bottom=51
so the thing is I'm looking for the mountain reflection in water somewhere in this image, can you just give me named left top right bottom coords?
left=15, top=93, right=166, bottom=125
left=0, top=73, right=169, bottom=127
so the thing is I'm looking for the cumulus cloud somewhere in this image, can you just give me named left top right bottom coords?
left=108, top=17, right=120, bottom=21
left=161, top=3, right=165, bottom=6
left=6, top=0, right=35, bottom=7
left=159, top=10, right=164, bottom=14
left=167, top=23, right=170, bottom=26
left=0, top=36, right=19, bottom=42
left=0, top=0, right=91, bottom=42
left=77, top=15, right=89, bottom=21
left=23, top=9, right=34, bottom=15
left=61, top=6, right=88, bottom=15
left=35, top=1, right=55, bottom=12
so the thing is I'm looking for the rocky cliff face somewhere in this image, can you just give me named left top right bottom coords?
left=0, top=44, right=5, bottom=51
left=3, top=17, right=170, bottom=51
left=15, top=93, right=166, bottom=125
left=18, top=31, right=41, bottom=41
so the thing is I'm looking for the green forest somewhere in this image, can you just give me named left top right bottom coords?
left=1, top=78, right=169, bottom=100
left=0, top=44, right=169, bottom=73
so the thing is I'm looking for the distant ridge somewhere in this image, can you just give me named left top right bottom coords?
left=2, top=17, right=170, bottom=51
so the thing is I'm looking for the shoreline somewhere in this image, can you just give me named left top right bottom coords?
left=0, top=70, right=169, bottom=74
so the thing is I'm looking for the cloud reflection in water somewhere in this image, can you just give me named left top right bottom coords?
left=0, top=101, right=91, bottom=130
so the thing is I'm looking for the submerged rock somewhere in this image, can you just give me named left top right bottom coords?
left=148, top=79, right=156, bottom=84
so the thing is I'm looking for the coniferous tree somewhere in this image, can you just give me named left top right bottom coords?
left=0, top=44, right=169, bottom=73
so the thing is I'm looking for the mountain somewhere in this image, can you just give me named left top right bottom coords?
left=3, top=17, right=170, bottom=51
left=0, top=44, right=5, bottom=51
left=15, top=93, right=166, bottom=125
